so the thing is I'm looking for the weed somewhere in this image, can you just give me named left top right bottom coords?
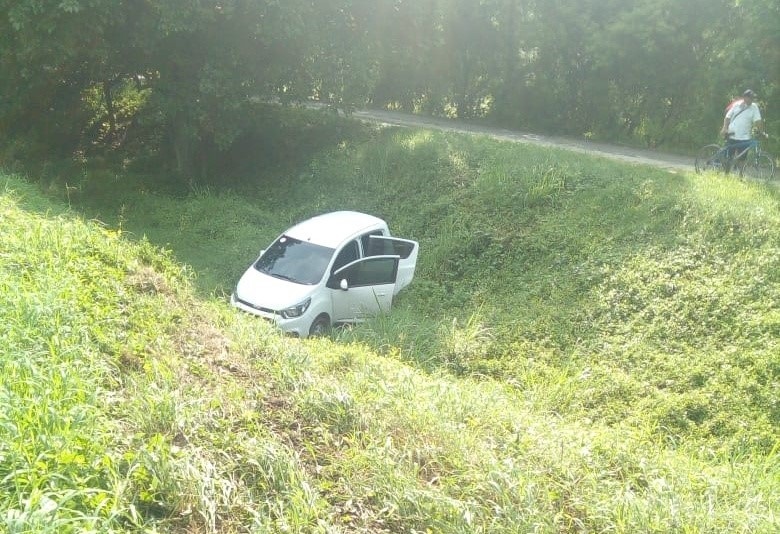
left=2, top=116, right=779, bottom=532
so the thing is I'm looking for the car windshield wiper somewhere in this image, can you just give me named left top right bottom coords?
left=270, top=272, right=298, bottom=283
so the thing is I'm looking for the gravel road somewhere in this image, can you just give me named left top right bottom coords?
left=352, top=108, right=696, bottom=174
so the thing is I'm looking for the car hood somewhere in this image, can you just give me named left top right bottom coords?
left=235, top=267, right=314, bottom=311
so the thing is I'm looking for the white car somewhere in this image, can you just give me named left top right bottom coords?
left=231, top=211, right=419, bottom=337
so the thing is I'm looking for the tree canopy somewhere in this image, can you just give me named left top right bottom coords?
left=0, top=0, right=777, bottom=175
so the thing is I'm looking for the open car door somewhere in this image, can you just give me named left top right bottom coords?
left=329, top=256, right=398, bottom=322
left=366, top=235, right=419, bottom=294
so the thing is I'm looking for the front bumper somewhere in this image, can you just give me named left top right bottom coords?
left=230, top=293, right=306, bottom=337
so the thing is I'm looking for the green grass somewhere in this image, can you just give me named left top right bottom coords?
left=2, top=114, right=779, bottom=532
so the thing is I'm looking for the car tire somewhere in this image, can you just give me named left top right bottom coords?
left=308, top=314, right=331, bottom=337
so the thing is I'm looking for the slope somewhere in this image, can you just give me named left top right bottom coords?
left=3, top=119, right=779, bottom=532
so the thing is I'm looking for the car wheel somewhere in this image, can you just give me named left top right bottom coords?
left=308, top=314, right=331, bottom=337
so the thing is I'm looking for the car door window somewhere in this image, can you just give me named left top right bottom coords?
left=333, top=256, right=398, bottom=287
left=332, top=240, right=360, bottom=272
left=361, top=231, right=387, bottom=256
left=367, top=235, right=415, bottom=259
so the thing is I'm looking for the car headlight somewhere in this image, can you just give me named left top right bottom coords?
left=279, top=297, right=311, bottom=319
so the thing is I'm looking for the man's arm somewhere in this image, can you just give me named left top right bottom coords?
left=720, top=117, right=731, bottom=138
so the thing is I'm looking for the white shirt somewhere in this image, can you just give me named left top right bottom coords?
left=726, top=100, right=762, bottom=140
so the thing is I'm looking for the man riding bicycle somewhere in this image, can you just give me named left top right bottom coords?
left=720, top=89, right=764, bottom=173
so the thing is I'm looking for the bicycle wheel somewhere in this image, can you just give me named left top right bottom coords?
left=740, top=153, right=775, bottom=180
left=695, top=144, right=725, bottom=174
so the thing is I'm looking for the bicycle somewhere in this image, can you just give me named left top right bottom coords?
left=695, top=135, right=775, bottom=180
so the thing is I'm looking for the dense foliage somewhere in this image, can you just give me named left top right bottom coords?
left=1, top=0, right=777, bottom=178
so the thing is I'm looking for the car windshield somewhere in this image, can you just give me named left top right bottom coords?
left=254, top=235, right=334, bottom=285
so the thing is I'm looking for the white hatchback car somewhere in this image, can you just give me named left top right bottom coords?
left=231, top=211, right=419, bottom=337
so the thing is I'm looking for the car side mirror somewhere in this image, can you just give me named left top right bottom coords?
left=339, top=279, right=349, bottom=291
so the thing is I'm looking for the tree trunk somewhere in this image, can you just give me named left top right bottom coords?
left=103, top=80, right=117, bottom=141
left=171, top=113, right=193, bottom=179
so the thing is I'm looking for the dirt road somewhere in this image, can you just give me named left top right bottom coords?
left=352, top=108, right=696, bottom=174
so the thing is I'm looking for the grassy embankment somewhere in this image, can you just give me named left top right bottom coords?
left=2, top=115, right=779, bottom=532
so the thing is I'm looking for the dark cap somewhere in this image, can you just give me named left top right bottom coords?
left=743, top=89, right=757, bottom=98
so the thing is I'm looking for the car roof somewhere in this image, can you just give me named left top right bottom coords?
left=285, top=211, right=387, bottom=249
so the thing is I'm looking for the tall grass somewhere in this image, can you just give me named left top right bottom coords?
left=2, top=113, right=779, bottom=532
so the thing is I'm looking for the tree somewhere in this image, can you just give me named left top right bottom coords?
left=0, top=0, right=122, bottom=153
left=2, top=0, right=778, bottom=172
